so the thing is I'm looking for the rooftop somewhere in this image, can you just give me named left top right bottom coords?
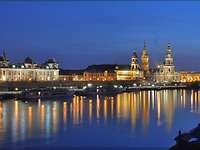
left=85, top=64, right=130, bottom=73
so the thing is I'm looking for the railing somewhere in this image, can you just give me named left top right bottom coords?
left=0, top=91, right=22, bottom=95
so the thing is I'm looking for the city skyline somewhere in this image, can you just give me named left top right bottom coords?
left=0, top=42, right=194, bottom=72
left=0, top=2, right=200, bottom=71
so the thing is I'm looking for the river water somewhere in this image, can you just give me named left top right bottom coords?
left=0, top=89, right=200, bottom=149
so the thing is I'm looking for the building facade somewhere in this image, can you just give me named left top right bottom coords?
left=180, top=71, right=200, bottom=82
left=83, top=65, right=117, bottom=81
left=83, top=71, right=116, bottom=81
left=59, top=69, right=84, bottom=81
left=0, top=53, right=59, bottom=82
left=155, top=43, right=180, bottom=83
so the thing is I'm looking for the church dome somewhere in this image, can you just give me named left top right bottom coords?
left=24, top=57, right=34, bottom=64
left=132, top=52, right=138, bottom=58
left=0, top=56, right=5, bottom=61
left=47, top=58, right=56, bottom=63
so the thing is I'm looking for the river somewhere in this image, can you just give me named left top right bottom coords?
left=0, top=89, right=199, bottom=149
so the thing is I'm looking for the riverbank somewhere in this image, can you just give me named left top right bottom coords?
left=0, top=81, right=199, bottom=100
left=0, top=80, right=199, bottom=90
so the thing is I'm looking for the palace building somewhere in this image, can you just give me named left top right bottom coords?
left=59, top=69, right=84, bottom=81
left=155, top=43, right=180, bottom=83
left=83, top=65, right=118, bottom=81
left=0, top=52, right=59, bottom=82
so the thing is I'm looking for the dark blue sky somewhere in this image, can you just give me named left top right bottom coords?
left=0, top=1, right=200, bottom=70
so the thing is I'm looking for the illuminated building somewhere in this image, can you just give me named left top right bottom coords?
left=60, top=53, right=144, bottom=81
left=116, top=52, right=144, bottom=80
left=0, top=52, right=59, bottom=81
left=84, top=70, right=116, bottom=81
left=180, top=71, right=200, bottom=82
left=59, top=69, right=84, bottom=81
left=59, top=65, right=118, bottom=81
left=155, top=43, right=180, bottom=83
left=141, top=41, right=150, bottom=74
left=83, top=65, right=117, bottom=81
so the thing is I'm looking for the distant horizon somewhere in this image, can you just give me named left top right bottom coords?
left=0, top=2, right=200, bottom=70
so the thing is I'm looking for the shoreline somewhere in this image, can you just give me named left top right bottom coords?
left=0, top=81, right=199, bottom=100
left=0, top=80, right=199, bottom=91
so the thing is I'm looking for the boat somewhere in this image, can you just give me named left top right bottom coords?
left=17, top=88, right=74, bottom=100
left=74, top=85, right=124, bottom=96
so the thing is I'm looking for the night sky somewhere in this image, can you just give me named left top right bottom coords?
left=0, top=1, right=200, bottom=71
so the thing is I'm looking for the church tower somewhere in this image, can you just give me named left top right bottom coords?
left=164, top=43, right=174, bottom=66
left=141, top=41, right=149, bottom=72
left=155, top=42, right=180, bottom=83
left=131, top=52, right=140, bottom=71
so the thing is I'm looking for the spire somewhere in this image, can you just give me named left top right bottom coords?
left=144, top=40, right=147, bottom=50
left=165, top=42, right=173, bottom=65
left=2, top=49, right=7, bottom=61
left=133, top=52, right=138, bottom=58
left=142, top=40, right=148, bottom=55
left=167, top=42, right=172, bottom=54
left=167, top=42, right=171, bottom=49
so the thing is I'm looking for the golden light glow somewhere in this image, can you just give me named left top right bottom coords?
left=116, top=94, right=121, bottom=119
left=130, top=93, right=137, bottom=129
left=103, top=97, right=108, bottom=121
left=80, top=97, right=83, bottom=123
left=111, top=97, right=114, bottom=118
left=40, top=104, right=45, bottom=130
left=52, top=101, right=57, bottom=133
left=142, top=91, right=149, bottom=131
left=157, top=91, right=161, bottom=126
left=72, top=97, right=79, bottom=125
left=63, top=102, right=67, bottom=125
left=28, top=106, right=33, bottom=137
left=89, top=99, right=92, bottom=123
left=96, top=95, right=100, bottom=120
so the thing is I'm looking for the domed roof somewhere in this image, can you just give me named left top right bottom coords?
left=0, top=51, right=8, bottom=62
left=0, top=56, right=5, bottom=61
left=132, top=52, right=138, bottom=58
left=24, top=57, right=34, bottom=64
left=47, top=58, right=56, bottom=63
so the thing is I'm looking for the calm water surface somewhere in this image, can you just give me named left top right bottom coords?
left=0, top=89, right=200, bottom=148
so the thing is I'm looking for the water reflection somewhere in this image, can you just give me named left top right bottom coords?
left=0, top=89, right=200, bottom=146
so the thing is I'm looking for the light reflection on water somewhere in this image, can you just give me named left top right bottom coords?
left=0, top=89, right=200, bottom=148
